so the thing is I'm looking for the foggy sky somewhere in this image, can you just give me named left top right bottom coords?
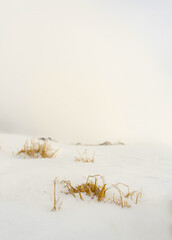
left=0, top=0, right=172, bottom=143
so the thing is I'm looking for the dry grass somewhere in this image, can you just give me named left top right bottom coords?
left=108, top=183, right=142, bottom=208
left=53, top=175, right=142, bottom=210
left=61, top=175, right=107, bottom=201
left=75, top=149, right=95, bottom=163
left=17, top=139, right=58, bottom=158
left=52, top=177, right=63, bottom=211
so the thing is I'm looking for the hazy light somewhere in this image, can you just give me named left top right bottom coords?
left=0, top=0, right=172, bottom=144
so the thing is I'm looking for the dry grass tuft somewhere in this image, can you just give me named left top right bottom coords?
left=17, top=139, right=58, bottom=158
left=53, top=175, right=142, bottom=210
left=107, top=183, right=142, bottom=208
left=75, top=149, right=95, bottom=163
left=61, top=175, right=107, bottom=201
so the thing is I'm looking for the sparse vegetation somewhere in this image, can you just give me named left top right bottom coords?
left=107, top=183, right=142, bottom=208
left=17, top=139, right=58, bottom=158
left=53, top=175, right=142, bottom=210
left=75, top=149, right=95, bottom=163
left=61, top=175, right=107, bottom=201
left=52, top=177, right=63, bottom=211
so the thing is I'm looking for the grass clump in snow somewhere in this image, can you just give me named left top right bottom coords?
left=61, top=175, right=107, bottom=201
left=75, top=149, right=95, bottom=163
left=107, top=183, right=142, bottom=208
left=53, top=175, right=142, bottom=210
left=17, top=139, right=58, bottom=158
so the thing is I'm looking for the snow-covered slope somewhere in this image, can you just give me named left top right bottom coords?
left=0, top=133, right=171, bottom=240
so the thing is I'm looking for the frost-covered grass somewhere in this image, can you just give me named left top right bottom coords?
left=0, top=133, right=172, bottom=240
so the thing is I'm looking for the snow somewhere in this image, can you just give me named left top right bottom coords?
left=0, top=133, right=172, bottom=240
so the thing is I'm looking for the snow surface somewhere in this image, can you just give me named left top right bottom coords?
left=0, top=133, right=172, bottom=240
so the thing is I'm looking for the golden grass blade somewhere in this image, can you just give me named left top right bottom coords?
left=52, top=177, right=62, bottom=211
left=79, top=191, right=83, bottom=200
left=112, top=184, right=125, bottom=197
left=98, top=184, right=107, bottom=202
left=125, top=191, right=137, bottom=199
left=136, top=191, right=142, bottom=204
left=115, top=183, right=130, bottom=194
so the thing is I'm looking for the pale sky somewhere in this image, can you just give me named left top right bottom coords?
left=0, top=0, right=172, bottom=143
